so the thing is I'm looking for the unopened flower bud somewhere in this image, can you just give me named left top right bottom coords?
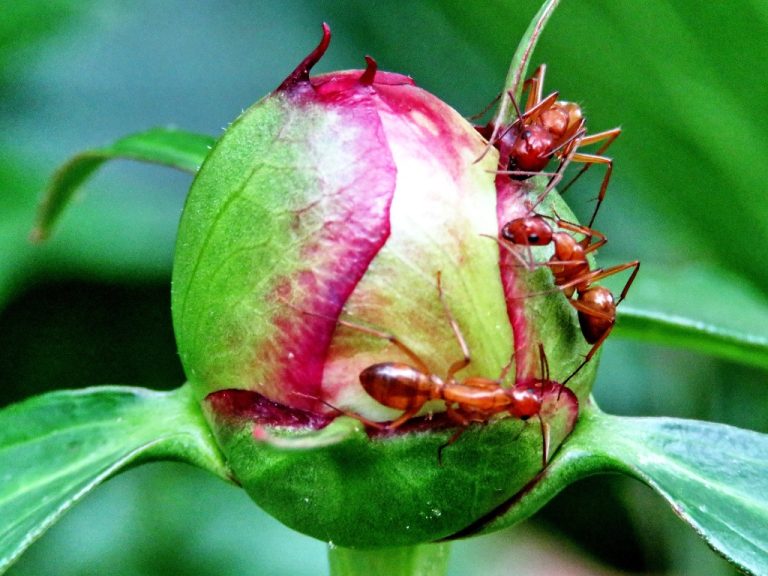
left=172, top=25, right=591, bottom=547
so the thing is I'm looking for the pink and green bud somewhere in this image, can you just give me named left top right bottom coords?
left=172, top=25, right=592, bottom=547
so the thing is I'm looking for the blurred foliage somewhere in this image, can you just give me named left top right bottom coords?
left=2, top=0, right=766, bottom=574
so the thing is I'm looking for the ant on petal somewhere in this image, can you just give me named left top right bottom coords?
left=500, top=215, right=639, bottom=385
left=328, top=272, right=576, bottom=465
left=479, top=65, right=620, bottom=226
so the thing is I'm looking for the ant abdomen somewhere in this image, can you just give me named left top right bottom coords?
left=576, top=287, right=615, bottom=344
left=359, top=362, right=437, bottom=410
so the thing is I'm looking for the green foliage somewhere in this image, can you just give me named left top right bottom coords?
left=2, top=1, right=768, bottom=575
left=32, top=128, right=214, bottom=241
left=0, top=384, right=229, bottom=573
left=474, top=405, right=768, bottom=575
left=33, top=132, right=768, bottom=380
left=615, top=263, right=768, bottom=370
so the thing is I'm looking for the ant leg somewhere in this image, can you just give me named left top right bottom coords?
left=467, top=91, right=502, bottom=122
left=482, top=233, right=524, bottom=264
left=497, top=354, right=516, bottom=384
left=291, top=391, right=388, bottom=430
left=496, top=90, right=560, bottom=151
left=520, top=91, right=559, bottom=123
left=526, top=124, right=586, bottom=212
left=387, top=406, right=426, bottom=430
left=436, top=272, right=472, bottom=381
left=334, top=317, right=431, bottom=375
left=540, top=417, right=550, bottom=466
left=484, top=233, right=538, bottom=271
left=438, top=426, right=469, bottom=465
left=568, top=297, right=614, bottom=323
left=548, top=122, right=587, bottom=160
left=559, top=127, right=621, bottom=195
left=579, top=128, right=622, bottom=154
left=490, top=169, right=562, bottom=180
left=552, top=218, right=608, bottom=253
left=568, top=152, right=614, bottom=227
left=474, top=91, right=526, bottom=164
left=561, top=321, right=614, bottom=386
left=559, top=128, right=621, bottom=227
left=501, top=264, right=593, bottom=301
left=477, top=89, right=559, bottom=164
left=537, top=343, right=550, bottom=382
left=462, top=376, right=506, bottom=391
left=286, top=303, right=429, bottom=372
left=615, top=260, right=641, bottom=305
left=437, top=407, right=473, bottom=465
left=522, top=64, right=547, bottom=113
left=552, top=260, right=640, bottom=299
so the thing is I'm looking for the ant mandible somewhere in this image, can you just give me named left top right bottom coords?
left=500, top=215, right=639, bottom=385
left=333, top=272, right=574, bottom=464
left=482, top=65, right=621, bottom=227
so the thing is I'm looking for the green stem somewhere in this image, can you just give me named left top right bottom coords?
left=328, top=543, right=451, bottom=576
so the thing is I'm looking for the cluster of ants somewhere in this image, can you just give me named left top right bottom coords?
left=324, top=66, right=639, bottom=464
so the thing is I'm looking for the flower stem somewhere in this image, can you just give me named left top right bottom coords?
left=328, top=543, right=451, bottom=576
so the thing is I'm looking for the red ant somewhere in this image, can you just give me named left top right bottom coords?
left=480, top=65, right=621, bottom=227
left=329, top=272, right=575, bottom=464
left=500, top=215, right=639, bottom=385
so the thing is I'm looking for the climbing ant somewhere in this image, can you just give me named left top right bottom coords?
left=500, top=215, right=639, bottom=384
left=480, top=65, right=621, bottom=227
left=327, top=272, right=575, bottom=465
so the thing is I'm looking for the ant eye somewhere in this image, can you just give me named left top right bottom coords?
left=528, top=234, right=540, bottom=243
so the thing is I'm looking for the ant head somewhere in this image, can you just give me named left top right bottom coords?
left=501, top=216, right=553, bottom=246
left=508, top=384, right=542, bottom=419
left=507, top=124, right=553, bottom=172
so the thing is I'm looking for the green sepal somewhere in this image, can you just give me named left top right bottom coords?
left=254, top=416, right=364, bottom=450
left=0, top=383, right=230, bottom=573
left=204, top=394, right=580, bottom=549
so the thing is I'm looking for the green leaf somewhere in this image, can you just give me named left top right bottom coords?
left=32, top=128, right=215, bottom=241
left=492, top=0, right=560, bottom=127
left=471, top=405, right=768, bottom=576
left=614, top=263, right=768, bottom=370
left=0, top=384, right=230, bottom=573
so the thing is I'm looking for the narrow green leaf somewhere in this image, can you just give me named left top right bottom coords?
left=492, top=0, right=560, bottom=128
left=32, top=128, right=215, bottom=241
left=0, top=384, right=230, bottom=573
left=471, top=405, right=768, bottom=576
left=614, top=263, right=768, bottom=370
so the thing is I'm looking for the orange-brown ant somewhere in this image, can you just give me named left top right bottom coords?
left=500, top=215, right=639, bottom=384
left=480, top=65, right=621, bottom=227
left=327, top=272, right=575, bottom=464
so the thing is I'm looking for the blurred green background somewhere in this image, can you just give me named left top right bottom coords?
left=3, top=1, right=767, bottom=574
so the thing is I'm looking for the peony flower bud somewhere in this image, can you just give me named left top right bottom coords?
left=172, top=24, right=591, bottom=547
